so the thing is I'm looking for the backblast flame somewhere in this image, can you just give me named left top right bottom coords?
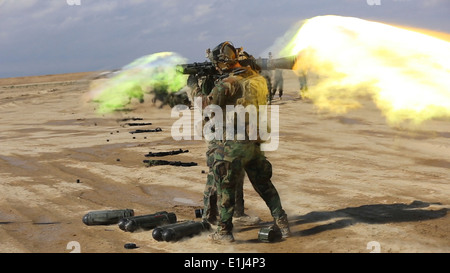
left=281, top=15, right=450, bottom=125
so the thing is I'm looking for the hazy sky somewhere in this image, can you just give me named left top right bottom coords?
left=1, top=0, right=449, bottom=78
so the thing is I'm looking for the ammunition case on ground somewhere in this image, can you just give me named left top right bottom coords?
left=152, top=221, right=211, bottom=242
left=119, top=212, right=177, bottom=232
left=82, top=209, right=135, bottom=226
left=152, top=222, right=180, bottom=241
left=258, top=225, right=282, bottom=243
left=118, top=211, right=168, bottom=230
left=194, top=208, right=203, bottom=218
left=151, top=227, right=165, bottom=241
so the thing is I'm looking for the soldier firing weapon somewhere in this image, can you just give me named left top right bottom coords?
left=176, top=54, right=297, bottom=78
left=176, top=52, right=297, bottom=103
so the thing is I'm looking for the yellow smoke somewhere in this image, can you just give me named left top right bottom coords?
left=281, top=15, right=450, bottom=125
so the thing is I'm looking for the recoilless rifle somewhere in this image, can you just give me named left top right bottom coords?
left=176, top=55, right=297, bottom=78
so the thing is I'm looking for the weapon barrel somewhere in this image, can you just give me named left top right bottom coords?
left=256, top=55, right=297, bottom=70
left=82, top=209, right=134, bottom=226
left=176, top=61, right=215, bottom=75
left=176, top=64, right=197, bottom=75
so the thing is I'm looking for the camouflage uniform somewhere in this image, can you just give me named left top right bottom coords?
left=199, top=75, right=247, bottom=224
left=202, top=140, right=246, bottom=224
left=208, top=66, right=289, bottom=238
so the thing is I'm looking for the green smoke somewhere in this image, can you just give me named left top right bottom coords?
left=89, top=52, right=188, bottom=113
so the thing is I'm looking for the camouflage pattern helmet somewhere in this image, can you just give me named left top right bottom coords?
left=206, top=41, right=238, bottom=71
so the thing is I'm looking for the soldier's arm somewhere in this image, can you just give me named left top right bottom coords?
left=209, top=76, right=241, bottom=106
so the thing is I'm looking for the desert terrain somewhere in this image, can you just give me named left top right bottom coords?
left=0, top=70, right=448, bottom=254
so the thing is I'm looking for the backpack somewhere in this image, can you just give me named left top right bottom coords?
left=235, top=68, right=269, bottom=109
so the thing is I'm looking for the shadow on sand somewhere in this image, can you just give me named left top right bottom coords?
left=290, top=200, right=447, bottom=236
left=238, top=200, right=447, bottom=241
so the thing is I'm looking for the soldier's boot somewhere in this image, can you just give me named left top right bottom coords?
left=208, top=231, right=235, bottom=243
left=233, top=212, right=261, bottom=226
left=208, top=222, right=235, bottom=243
left=232, top=200, right=261, bottom=226
left=275, top=214, right=291, bottom=238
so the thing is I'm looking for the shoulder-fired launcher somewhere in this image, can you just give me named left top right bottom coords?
left=176, top=55, right=297, bottom=76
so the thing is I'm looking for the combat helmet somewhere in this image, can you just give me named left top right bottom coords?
left=206, top=41, right=239, bottom=71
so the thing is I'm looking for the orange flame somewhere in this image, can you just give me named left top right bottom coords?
left=281, top=15, right=450, bottom=125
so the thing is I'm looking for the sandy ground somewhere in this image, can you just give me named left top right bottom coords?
left=0, top=71, right=448, bottom=254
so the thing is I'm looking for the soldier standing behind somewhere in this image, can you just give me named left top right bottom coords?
left=205, top=41, right=290, bottom=243
left=189, top=74, right=258, bottom=226
left=272, top=69, right=284, bottom=100
left=298, top=70, right=307, bottom=99
left=260, top=69, right=273, bottom=103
